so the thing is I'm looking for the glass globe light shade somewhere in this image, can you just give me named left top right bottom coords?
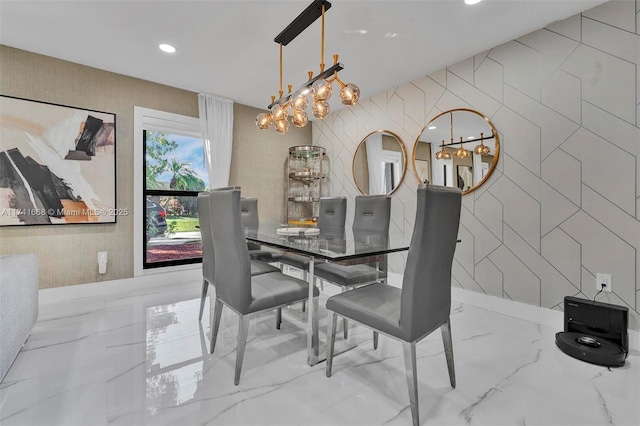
left=435, top=142, right=452, bottom=160
left=455, top=147, right=470, bottom=159
left=339, top=83, right=360, bottom=106
left=271, top=104, right=288, bottom=121
left=312, top=79, right=333, bottom=101
left=275, top=118, right=290, bottom=135
left=311, top=100, right=330, bottom=119
left=435, top=150, right=452, bottom=160
left=291, top=91, right=309, bottom=111
left=292, top=110, right=309, bottom=127
left=255, top=113, right=271, bottom=130
left=474, top=143, right=491, bottom=156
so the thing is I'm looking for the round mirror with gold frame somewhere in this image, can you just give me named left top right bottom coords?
left=352, top=130, right=407, bottom=195
left=412, top=108, right=500, bottom=195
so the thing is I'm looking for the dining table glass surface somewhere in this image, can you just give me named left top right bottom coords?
left=245, top=224, right=411, bottom=261
left=245, top=223, right=412, bottom=366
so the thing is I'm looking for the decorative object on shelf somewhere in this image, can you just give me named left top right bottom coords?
left=0, top=95, right=117, bottom=226
left=412, top=108, right=500, bottom=195
left=287, top=145, right=327, bottom=225
left=352, top=130, right=407, bottom=196
left=255, top=0, right=359, bottom=134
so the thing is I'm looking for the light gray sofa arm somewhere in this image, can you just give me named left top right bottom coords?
left=0, top=253, right=39, bottom=382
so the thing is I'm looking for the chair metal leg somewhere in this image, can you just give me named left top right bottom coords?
left=276, top=308, right=282, bottom=330
left=341, top=287, right=349, bottom=340
left=326, top=312, right=337, bottom=377
left=373, top=331, right=379, bottom=350
left=234, top=315, right=250, bottom=386
left=402, top=341, right=419, bottom=426
left=209, top=297, right=223, bottom=354
left=198, top=279, right=209, bottom=321
left=312, top=295, right=319, bottom=356
left=301, top=269, right=308, bottom=312
left=440, top=317, right=456, bottom=388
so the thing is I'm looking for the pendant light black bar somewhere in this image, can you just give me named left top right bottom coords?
left=274, top=0, right=332, bottom=46
left=439, top=134, right=495, bottom=148
left=268, top=62, right=343, bottom=109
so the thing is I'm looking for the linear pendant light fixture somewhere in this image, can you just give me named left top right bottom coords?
left=256, top=0, right=360, bottom=134
left=433, top=112, right=493, bottom=159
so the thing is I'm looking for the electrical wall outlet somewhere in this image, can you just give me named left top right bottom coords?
left=596, top=273, right=612, bottom=292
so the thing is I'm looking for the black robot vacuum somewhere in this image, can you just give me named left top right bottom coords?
left=555, top=296, right=628, bottom=367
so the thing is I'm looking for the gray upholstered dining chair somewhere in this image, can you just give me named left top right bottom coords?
left=278, top=196, right=347, bottom=313
left=240, top=197, right=278, bottom=261
left=279, top=196, right=347, bottom=283
left=197, top=192, right=279, bottom=321
left=325, top=185, right=461, bottom=426
left=208, top=188, right=320, bottom=385
left=313, top=194, right=391, bottom=339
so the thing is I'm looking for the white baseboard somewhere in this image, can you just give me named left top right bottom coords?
left=38, top=265, right=201, bottom=304
left=39, top=270, right=639, bottom=352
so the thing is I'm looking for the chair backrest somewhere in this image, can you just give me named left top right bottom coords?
left=209, top=188, right=253, bottom=314
left=318, top=197, right=347, bottom=228
left=352, top=195, right=391, bottom=271
left=197, top=192, right=215, bottom=284
left=240, top=197, right=259, bottom=230
left=352, top=195, right=391, bottom=233
left=400, top=185, right=461, bottom=341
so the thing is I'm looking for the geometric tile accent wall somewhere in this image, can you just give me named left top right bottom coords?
left=313, top=0, right=640, bottom=330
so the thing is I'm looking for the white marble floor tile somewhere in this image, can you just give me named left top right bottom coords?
left=1, top=276, right=638, bottom=426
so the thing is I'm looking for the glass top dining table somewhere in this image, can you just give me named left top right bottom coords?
left=245, top=224, right=412, bottom=366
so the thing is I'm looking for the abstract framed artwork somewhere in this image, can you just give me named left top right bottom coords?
left=0, top=95, right=117, bottom=226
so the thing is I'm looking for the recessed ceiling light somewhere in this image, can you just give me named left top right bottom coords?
left=465, top=0, right=483, bottom=4
left=159, top=43, right=176, bottom=53
left=467, top=136, right=475, bottom=139
left=384, top=32, right=398, bottom=38
left=345, top=29, right=367, bottom=35
left=428, top=126, right=437, bottom=130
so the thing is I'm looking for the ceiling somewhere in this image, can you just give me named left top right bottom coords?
left=0, top=0, right=607, bottom=114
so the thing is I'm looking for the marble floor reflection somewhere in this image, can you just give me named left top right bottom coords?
left=1, top=273, right=638, bottom=426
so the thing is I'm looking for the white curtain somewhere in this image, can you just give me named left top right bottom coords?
left=198, top=93, right=234, bottom=189
left=365, top=132, right=384, bottom=195
left=431, top=142, right=453, bottom=187
left=472, top=152, right=483, bottom=187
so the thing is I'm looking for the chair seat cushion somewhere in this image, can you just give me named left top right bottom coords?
left=279, top=253, right=322, bottom=270
left=247, top=241, right=262, bottom=251
left=249, top=272, right=319, bottom=314
left=314, top=262, right=387, bottom=287
left=326, top=283, right=403, bottom=340
left=250, top=260, right=280, bottom=276
left=248, top=249, right=274, bottom=262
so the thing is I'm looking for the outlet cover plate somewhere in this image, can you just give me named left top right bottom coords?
left=596, top=273, right=612, bottom=292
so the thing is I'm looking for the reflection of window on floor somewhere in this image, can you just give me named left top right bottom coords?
left=143, top=130, right=209, bottom=268
left=145, top=299, right=208, bottom=417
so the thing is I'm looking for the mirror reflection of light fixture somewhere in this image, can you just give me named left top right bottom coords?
left=474, top=132, right=491, bottom=156
left=454, top=136, right=470, bottom=159
left=412, top=108, right=500, bottom=196
left=255, top=0, right=360, bottom=134
left=435, top=140, right=452, bottom=160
